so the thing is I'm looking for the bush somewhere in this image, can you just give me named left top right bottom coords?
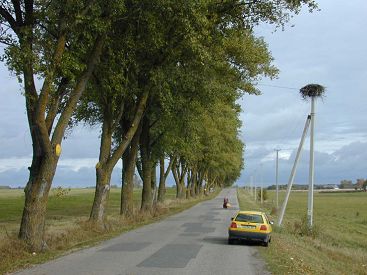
left=292, top=215, right=320, bottom=238
left=51, top=186, right=71, bottom=198
left=257, top=188, right=268, bottom=201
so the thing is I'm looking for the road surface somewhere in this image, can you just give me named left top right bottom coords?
left=15, top=188, right=270, bottom=275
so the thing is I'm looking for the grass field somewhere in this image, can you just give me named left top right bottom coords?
left=237, top=188, right=367, bottom=275
left=0, top=187, right=215, bottom=274
left=0, top=187, right=177, bottom=238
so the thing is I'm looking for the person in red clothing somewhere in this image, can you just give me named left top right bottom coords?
left=223, top=197, right=229, bottom=208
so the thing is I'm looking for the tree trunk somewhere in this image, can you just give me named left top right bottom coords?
left=140, top=116, right=152, bottom=212
left=19, top=35, right=104, bottom=250
left=19, top=154, right=57, bottom=251
left=89, top=169, right=111, bottom=225
left=186, top=171, right=191, bottom=199
left=177, top=179, right=185, bottom=199
left=90, top=91, right=148, bottom=223
left=151, top=161, right=157, bottom=206
left=190, top=169, right=197, bottom=198
left=157, top=156, right=173, bottom=203
left=171, top=157, right=187, bottom=199
left=120, top=127, right=140, bottom=217
left=157, top=157, right=166, bottom=203
left=196, top=170, right=205, bottom=196
left=90, top=110, right=113, bottom=225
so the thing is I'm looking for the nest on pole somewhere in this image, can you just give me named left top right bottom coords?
left=300, top=84, right=325, bottom=100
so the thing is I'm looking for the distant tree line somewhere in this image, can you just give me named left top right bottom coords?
left=340, top=179, right=367, bottom=191
left=267, top=179, right=367, bottom=191
left=0, top=0, right=317, bottom=252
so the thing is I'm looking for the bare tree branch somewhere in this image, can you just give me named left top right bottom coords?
left=0, top=6, right=18, bottom=33
left=11, top=0, right=23, bottom=24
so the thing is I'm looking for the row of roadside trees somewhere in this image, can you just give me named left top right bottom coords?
left=0, top=0, right=317, bottom=252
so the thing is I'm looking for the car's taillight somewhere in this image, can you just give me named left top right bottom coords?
left=260, top=225, right=267, bottom=230
left=230, top=222, right=237, bottom=228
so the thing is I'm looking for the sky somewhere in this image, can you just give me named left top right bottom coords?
left=238, top=0, right=367, bottom=186
left=0, top=1, right=366, bottom=188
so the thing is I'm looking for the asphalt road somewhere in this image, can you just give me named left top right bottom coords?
left=15, top=188, right=270, bottom=275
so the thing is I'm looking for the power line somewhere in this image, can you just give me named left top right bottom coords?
left=256, top=83, right=299, bottom=90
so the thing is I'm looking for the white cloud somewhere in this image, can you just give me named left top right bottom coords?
left=0, top=157, right=124, bottom=173
left=0, top=158, right=30, bottom=173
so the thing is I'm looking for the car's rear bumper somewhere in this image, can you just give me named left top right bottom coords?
left=228, top=229, right=270, bottom=242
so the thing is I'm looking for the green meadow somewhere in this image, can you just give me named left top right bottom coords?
left=0, top=187, right=175, bottom=237
left=237, top=189, right=367, bottom=275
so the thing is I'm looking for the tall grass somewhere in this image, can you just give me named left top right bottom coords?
left=237, top=189, right=367, bottom=275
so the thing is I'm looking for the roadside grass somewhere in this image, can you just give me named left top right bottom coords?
left=237, top=188, right=367, bottom=275
left=0, top=187, right=217, bottom=274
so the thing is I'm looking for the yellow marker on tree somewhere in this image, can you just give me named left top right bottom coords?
left=55, top=144, right=62, bottom=157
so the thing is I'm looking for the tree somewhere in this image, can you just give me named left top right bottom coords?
left=0, top=0, right=121, bottom=251
left=363, top=180, right=367, bottom=192
left=258, top=189, right=268, bottom=201
left=356, top=179, right=365, bottom=190
left=339, top=180, right=353, bottom=189
left=0, top=0, right=318, bottom=248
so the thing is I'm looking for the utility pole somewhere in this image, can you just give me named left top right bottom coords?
left=278, top=83, right=324, bottom=227
left=278, top=115, right=311, bottom=226
left=254, top=174, right=257, bottom=202
left=260, top=164, right=263, bottom=204
left=301, top=84, right=324, bottom=229
left=275, top=149, right=281, bottom=209
left=308, top=97, right=316, bottom=227
left=250, top=175, right=253, bottom=197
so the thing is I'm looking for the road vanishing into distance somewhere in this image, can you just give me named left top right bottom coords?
left=15, top=188, right=270, bottom=275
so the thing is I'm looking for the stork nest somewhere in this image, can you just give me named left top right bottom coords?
left=300, top=84, right=325, bottom=99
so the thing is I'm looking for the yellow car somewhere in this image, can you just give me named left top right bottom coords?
left=228, top=211, right=273, bottom=246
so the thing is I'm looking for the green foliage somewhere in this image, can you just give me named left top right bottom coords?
left=339, top=179, right=353, bottom=189
left=257, top=188, right=268, bottom=201
left=51, top=186, right=71, bottom=198
left=291, top=215, right=320, bottom=238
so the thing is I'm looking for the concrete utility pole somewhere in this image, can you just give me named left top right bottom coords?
left=254, top=185, right=257, bottom=201
left=275, top=149, right=281, bottom=209
left=278, top=115, right=311, bottom=226
left=260, top=164, right=263, bottom=204
left=307, top=97, right=316, bottom=227
left=250, top=175, right=254, bottom=197
left=300, top=84, right=324, bottom=228
left=278, top=84, right=324, bottom=228
left=254, top=173, right=257, bottom=202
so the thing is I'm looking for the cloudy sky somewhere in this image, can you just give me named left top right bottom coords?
left=0, top=1, right=366, bottom=188
left=239, top=0, right=367, bottom=186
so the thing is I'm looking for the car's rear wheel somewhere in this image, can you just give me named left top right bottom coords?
left=262, top=236, right=270, bottom=247
left=228, top=238, right=234, bottom=245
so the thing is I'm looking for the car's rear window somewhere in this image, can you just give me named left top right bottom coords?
left=235, top=214, right=264, bottom=223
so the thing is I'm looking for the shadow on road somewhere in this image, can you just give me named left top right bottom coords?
left=202, top=236, right=264, bottom=247
left=201, top=236, right=228, bottom=245
left=231, top=240, right=263, bottom=247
